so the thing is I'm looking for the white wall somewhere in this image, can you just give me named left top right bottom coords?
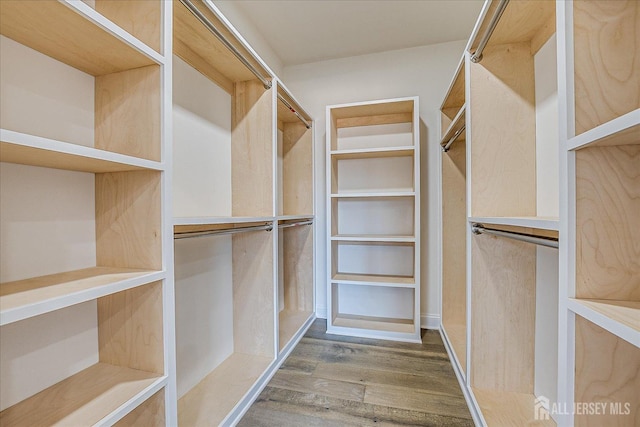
left=282, top=41, right=467, bottom=327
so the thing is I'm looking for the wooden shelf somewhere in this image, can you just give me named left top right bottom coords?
left=279, top=309, right=313, bottom=351
left=469, top=216, right=559, bottom=231
left=330, top=99, right=415, bottom=129
left=277, top=215, right=314, bottom=222
left=0, top=267, right=163, bottom=326
left=442, top=323, right=467, bottom=376
left=0, top=130, right=163, bottom=173
left=332, top=273, right=415, bottom=288
left=178, top=353, right=273, bottom=426
left=472, top=388, right=555, bottom=427
left=331, top=192, right=415, bottom=198
left=330, top=146, right=415, bottom=160
left=331, top=234, right=415, bottom=243
left=441, top=55, right=465, bottom=112
left=332, top=314, right=414, bottom=334
left=568, top=299, right=640, bottom=348
left=0, top=0, right=161, bottom=76
left=277, top=84, right=312, bottom=125
left=440, top=104, right=466, bottom=147
left=0, top=362, right=164, bottom=426
left=174, top=216, right=274, bottom=226
left=568, top=110, right=640, bottom=151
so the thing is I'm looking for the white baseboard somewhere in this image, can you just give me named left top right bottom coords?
left=315, top=306, right=327, bottom=319
left=421, top=314, right=440, bottom=330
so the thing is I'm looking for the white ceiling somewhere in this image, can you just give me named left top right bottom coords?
left=230, top=0, right=484, bottom=66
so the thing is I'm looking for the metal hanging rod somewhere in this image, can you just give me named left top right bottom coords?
left=472, top=223, right=558, bottom=249
left=278, top=219, right=313, bottom=229
left=470, top=0, right=510, bottom=63
left=442, top=124, right=466, bottom=152
left=278, top=93, right=312, bottom=129
left=174, top=223, right=273, bottom=240
left=179, top=0, right=272, bottom=89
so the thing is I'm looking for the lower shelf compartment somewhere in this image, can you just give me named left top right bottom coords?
left=472, top=388, right=556, bottom=427
left=0, top=362, right=164, bottom=426
left=177, top=353, right=273, bottom=426
left=332, top=314, right=414, bottom=334
left=279, top=309, right=313, bottom=351
left=442, top=322, right=466, bottom=375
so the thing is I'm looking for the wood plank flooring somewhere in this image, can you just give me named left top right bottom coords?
left=238, top=319, right=473, bottom=426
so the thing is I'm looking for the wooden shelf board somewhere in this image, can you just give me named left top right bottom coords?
left=441, top=55, right=465, bottom=111
left=568, top=110, right=640, bottom=151
left=0, top=267, right=163, bottom=326
left=0, top=362, right=163, bottom=426
left=440, top=104, right=466, bottom=146
left=472, top=388, right=556, bottom=427
left=331, top=192, right=415, bottom=198
left=469, top=216, right=559, bottom=231
left=331, top=234, right=415, bottom=243
left=279, top=309, right=313, bottom=351
left=332, top=314, right=415, bottom=334
left=277, top=85, right=312, bottom=124
left=0, top=130, right=162, bottom=173
left=174, top=216, right=274, bottom=228
left=332, top=273, right=415, bottom=287
left=330, top=146, right=415, bottom=160
left=173, top=0, right=271, bottom=92
left=277, top=214, right=314, bottom=222
left=569, top=299, right=640, bottom=348
left=442, top=322, right=467, bottom=375
left=178, top=353, right=273, bottom=426
left=330, top=98, right=415, bottom=123
left=0, top=0, right=159, bottom=76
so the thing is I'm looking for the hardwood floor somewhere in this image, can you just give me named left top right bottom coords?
left=238, top=319, right=473, bottom=426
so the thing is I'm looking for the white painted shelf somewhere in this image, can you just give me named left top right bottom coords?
left=469, top=216, right=559, bottom=231
left=0, top=363, right=165, bottom=426
left=0, top=267, right=164, bottom=326
left=331, top=234, right=415, bottom=243
left=331, top=273, right=416, bottom=288
left=440, top=103, right=466, bottom=146
left=568, top=298, right=640, bottom=348
left=330, top=146, right=415, bottom=160
left=330, top=191, right=415, bottom=198
left=568, top=109, right=640, bottom=151
left=0, top=130, right=163, bottom=173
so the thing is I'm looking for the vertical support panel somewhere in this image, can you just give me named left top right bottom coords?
left=98, top=281, right=164, bottom=374
left=95, top=0, right=162, bottom=53
left=469, top=42, right=536, bottom=217
left=283, top=226, right=314, bottom=312
left=232, top=231, right=275, bottom=357
left=95, top=170, right=162, bottom=270
left=95, top=65, right=161, bottom=161
left=232, top=80, right=273, bottom=217
left=471, top=234, right=536, bottom=393
left=283, top=123, right=313, bottom=215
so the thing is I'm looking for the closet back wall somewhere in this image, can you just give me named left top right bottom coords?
left=283, top=41, right=466, bottom=324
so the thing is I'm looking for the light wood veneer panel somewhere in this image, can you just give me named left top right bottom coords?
left=0, top=363, right=160, bottom=426
left=114, top=390, right=165, bottom=427
left=283, top=123, right=313, bottom=216
left=95, top=65, right=161, bottom=161
left=575, top=316, right=640, bottom=427
left=471, top=233, right=536, bottom=393
left=283, top=226, right=314, bottom=313
left=0, top=0, right=155, bottom=76
left=232, top=80, right=274, bottom=217
left=96, top=171, right=162, bottom=270
left=472, top=388, right=555, bottom=426
left=576, top=146, right=640, bottom=300
left=232, top=230, right=275, bottom=357
left=574, top=0, right=640, bottom=135
left=96, top=0, right=161, bottom=54
left=470, top=42, right=536, bottom=217
left=98, top=281, right=164, bottom=374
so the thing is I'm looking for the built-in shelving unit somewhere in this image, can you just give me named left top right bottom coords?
left=0, top=0, right=173, bottom=425
left=327, top=97, right=420, bottom=343
left=440, top=0, right=639, bottom=426
left=170, top=1, right=314, bottom=425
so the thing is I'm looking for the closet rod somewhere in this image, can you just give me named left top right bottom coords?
left=178, top=0, right=272, bottom=89
left=174, top=223, right=273, bottom=240
left=441, top=124, right=466, bottom=152
left=278, top=93, right=312, bottom=129
left=470, top=0, right=510, bottom=63
left=472, top=223, right=558, bottom=249
left=278, top=219, right=313, bottom=229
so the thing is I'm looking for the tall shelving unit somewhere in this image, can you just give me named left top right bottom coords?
left=326, top=97, right=421, bottom=343
left=0, top=0, right=175, bottom=425
left=171, top=0, right=315, bottom=425
left=438, top=1, right=639, bottom=426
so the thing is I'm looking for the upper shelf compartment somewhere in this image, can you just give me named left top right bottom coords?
left=0, top=0, right=162, bottom=76
left=328, top=98, right=417, bottom=151
left=173, top=0, right=273, bottom=93
left=572, top=0, right=639, bottom=138
left=440, top=55, right=466, bottom=152
left=468, top=0, right=558, bottom=220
